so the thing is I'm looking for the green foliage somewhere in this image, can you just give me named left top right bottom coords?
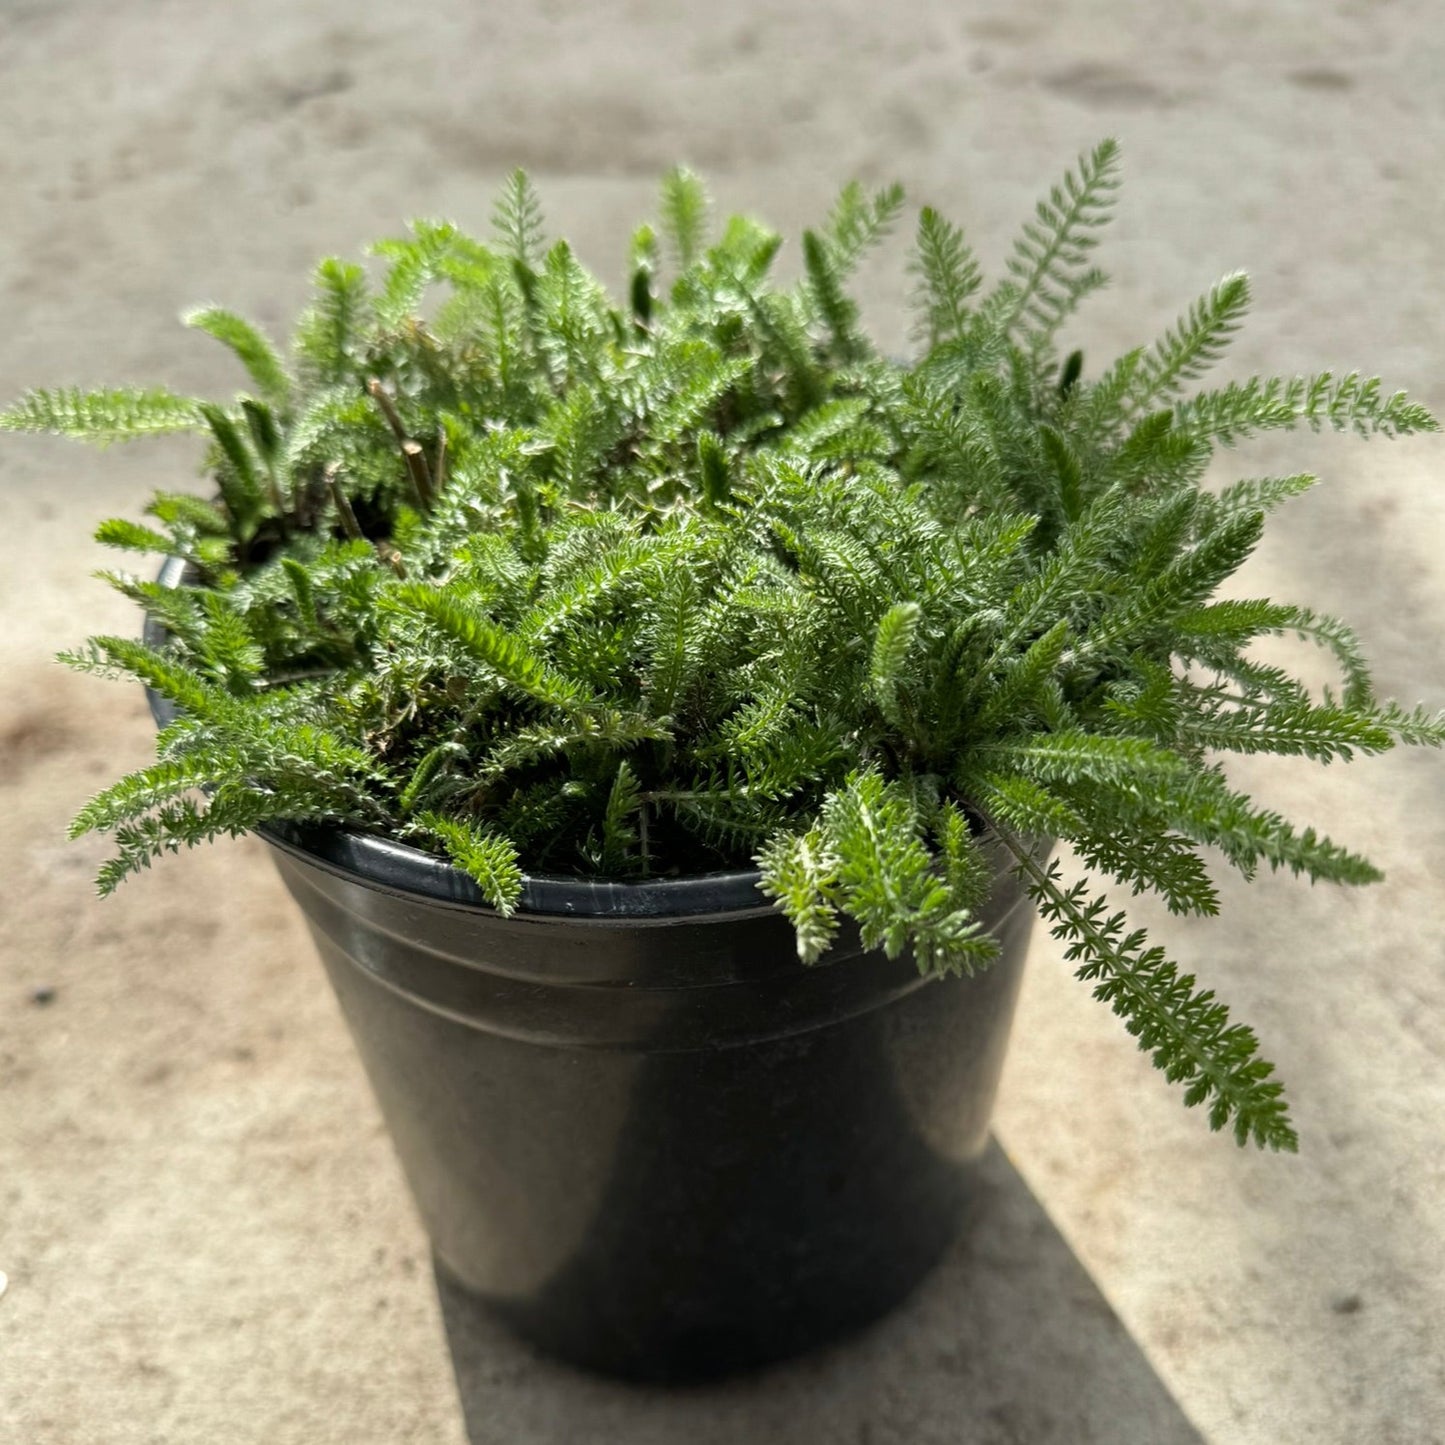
left=19, top=147, right=1445, bottom=1152
left=418, top=813, right=523, bottom=914
left=658, top=166, right=710, bottom=271
left=491, top=169, right=547, bottom=271
left=1009, top=845, right=1295, bottom=1149
left=1113, top=272, right=1250, bottom=419
left=1177, top=371, right=1436, bottom=443
left=293, top=259, right=368, bottom=385
left=910, top=206, right=981, bottom=347
left=869, top=601, right=922, bottom=728
left=819, top=180, right=906, bottom=277
left=1000, top=138, right=1121, bottom=341
left=1, top=387, right=205, bottom=444
left=183, top=307, right=291, bottom=410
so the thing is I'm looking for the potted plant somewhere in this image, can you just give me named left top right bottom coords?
left=7, top=139, right=1441, bottom=1381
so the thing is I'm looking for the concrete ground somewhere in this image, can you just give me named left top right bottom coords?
left=2, top=1, right=1443, bottom=1440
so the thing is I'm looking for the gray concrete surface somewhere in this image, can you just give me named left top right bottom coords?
left=2, top=2, right=1442, bottom=1441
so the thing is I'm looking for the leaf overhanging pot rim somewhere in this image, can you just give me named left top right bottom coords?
left=143, top=555, right=777, bottom=921
left=257, top=815, right=777, bottom=922
left=140, top=558, right=1022, bottom=924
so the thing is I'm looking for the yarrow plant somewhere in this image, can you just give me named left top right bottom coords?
left=8, top=140, right=1442, bottom=1151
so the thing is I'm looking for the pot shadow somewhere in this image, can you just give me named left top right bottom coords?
left=434, top=1140, right=1205, bottom=1445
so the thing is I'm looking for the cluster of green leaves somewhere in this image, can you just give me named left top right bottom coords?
left=10, top=142, right=1443, bottom=1150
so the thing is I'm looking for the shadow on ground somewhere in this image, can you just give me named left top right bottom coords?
left=435, top=1142, right=1203, bottom=1444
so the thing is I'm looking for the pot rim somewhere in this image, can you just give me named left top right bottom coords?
left=257, top=816, right=772, bottom=920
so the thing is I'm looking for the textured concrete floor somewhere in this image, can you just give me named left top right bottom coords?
left=2, top=2, right=1443, bottom=1441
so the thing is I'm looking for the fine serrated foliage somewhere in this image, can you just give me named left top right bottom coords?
left=820, top=180, right=906, bottom=277
left=1119, top=273, right=1250, bottom=418
left=999, top=138, right=1121, bottom=340
left=0, top=388, right=206, bottom=444
left=22, top=149, right=1445, bottom=1151
left=870, top=602, right=922, bottom=728
left=1176, top=372, right=1439, bottom=444
left=659, top=167, right=710, bottom=272
left=184, top=307, right=291, bottom=409
left=419, top=812, right=523, bottom=914
left=756, top=827, right=841, bottom=963
left=293, top=259, right=370, bottom=387
left=491, top=169, right=547, bottom=272
left=1004, top=841, right=1296, bottom=1149
left=910, top=206, right=982, bottom=346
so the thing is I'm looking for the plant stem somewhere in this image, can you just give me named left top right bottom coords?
left=368, top=377, right=433, bottom=510
left=433, top=425, right=448, bottom=497
left=326, top=464, right=365, bottom=542
left=402, top=440, right=434, bottom=510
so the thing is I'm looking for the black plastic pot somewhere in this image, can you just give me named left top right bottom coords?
left=261, top=823, right=1036, bottom=1381
left=142, top=561, right=1039, bottom=1382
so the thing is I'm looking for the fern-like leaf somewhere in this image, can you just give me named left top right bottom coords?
left=818, top=180, right=906, bottom=277
left=659, top=167, right=710, bottom=271
left=293, top=259, right=368, bottom=384
left=1177, top=372, right=1439, bottom=444
left=756, top=826, right=841, bottom=964
left=598, top=760, right=643, bottom=875
left=391, top=584, right=594, bottom=712
left=94, top=519, right=177, bottom=556
left=1005, top=844, right=1297, bottom=1150
left=0, top=388, right=205, bottom=445
left=491, top=169, right=546, bottom=272
left=909, top=206, right=982, bottom=346
left=1124, top=272, right=1250, bottom=416
left=870, top=601, right=922, bottom=728
left=184, top=307, right=291, bottom=409
left=802, top=229, right=863, bottom=358
left=419, top=812, right=523, bottom=914
left=1000, top=138, right=1122, bottom=340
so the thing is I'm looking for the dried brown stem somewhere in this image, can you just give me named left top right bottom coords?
left=433, top=425, right=448, bottom=497
left=368, top=376, right=434, bottom=511
left=402, top=440, right=434, bottom=510
left=326, top=464, right=364, bottom=542
left=367, top=376, right=407, bottom=442
left=376, top=542, right=408, bottom=578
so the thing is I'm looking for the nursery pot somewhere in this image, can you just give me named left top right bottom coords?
left=143, top=564, right=1038, bottom=1382
left=260, top=826, right=1036, bottom=1381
